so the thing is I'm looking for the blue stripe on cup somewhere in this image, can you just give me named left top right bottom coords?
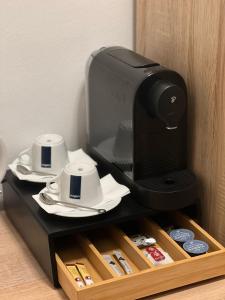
left=70, top=175, right=81, bottom=199
left=41, top=146, right=51, bottom=168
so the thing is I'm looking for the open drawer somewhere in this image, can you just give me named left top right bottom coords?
left=55, top=213, right=225, bottom=300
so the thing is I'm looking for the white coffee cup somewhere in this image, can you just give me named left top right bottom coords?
left=18, top=134, right=69, bottom=175
left=45, top=162, right=103, bottom=206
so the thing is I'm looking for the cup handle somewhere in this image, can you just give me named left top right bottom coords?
left=46, top=179, right=60, bottom=194
left=18, top=148, right=32, bottom=166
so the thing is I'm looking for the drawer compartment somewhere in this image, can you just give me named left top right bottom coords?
left=152, top=212, right=224, bottom=254
left=87, top=227, right=151, bottom=274
left=55, top=213, right=225, bottom=300
left=119, top=217, right=190, bottom=265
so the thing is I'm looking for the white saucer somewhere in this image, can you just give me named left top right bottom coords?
left=33, top=191, right=122, bottom=218
left=8, top=149, right=97, bottom=183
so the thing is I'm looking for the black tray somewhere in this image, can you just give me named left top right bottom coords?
left=3, top=170, right=156, bottom=286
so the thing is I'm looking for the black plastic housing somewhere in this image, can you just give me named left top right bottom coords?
left=87, top=46, right=197, bottom=210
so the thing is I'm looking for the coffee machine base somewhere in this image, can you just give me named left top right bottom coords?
left=90, top=149, right=197, bottom=211
left=134, top=169, right=197, bottom=210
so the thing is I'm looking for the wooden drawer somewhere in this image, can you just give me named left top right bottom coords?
left=55, top=213, right=225, bottom=300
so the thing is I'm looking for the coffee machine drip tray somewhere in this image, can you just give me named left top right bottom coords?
left=134, top=169, right=197, bottom=211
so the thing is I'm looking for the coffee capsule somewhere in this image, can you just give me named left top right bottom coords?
left=183, top=240, right=209, bottom=256
left=169, top=228, right=195, bottom=245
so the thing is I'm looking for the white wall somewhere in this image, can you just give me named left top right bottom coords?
left=0, top=0, right=133, bottom=163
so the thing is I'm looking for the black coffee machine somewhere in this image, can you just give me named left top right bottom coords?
left=87, top=46, right=197, bottom=211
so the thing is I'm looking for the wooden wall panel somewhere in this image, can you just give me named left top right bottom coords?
left=136, top=0, right=225, bottom=243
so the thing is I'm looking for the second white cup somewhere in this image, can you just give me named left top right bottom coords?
left=46, top=162, right=103, bottom=207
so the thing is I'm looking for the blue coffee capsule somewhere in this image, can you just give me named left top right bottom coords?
left=169, top=229, right=195, bottom=244
left=183, top=240, right=209, bottom=256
